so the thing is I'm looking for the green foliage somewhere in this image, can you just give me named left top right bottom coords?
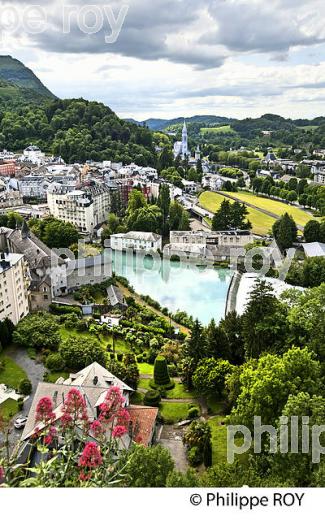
left=193, top=358, right=234, bottom=397
left=18, top=378, right=32, bottom=395
left=153, top=355, right=171, bottom=386
left=304, top=220, right=321, bottom=242
left=143, top=389, right=161, bottom=407
left=230, top=347, right=322, bottom=427
left=212, top=199, right=251, bottom=231
left=45, top=353, right=65, bottom=371
left=183, top=420, right=212, bottom=467
left=29, top=216, right=79, bottom=248
left=59, top=337, right=106, bottom=370
left=13, top=312, right=60, bottom=351
left=242, top=279, right=288, bottom=358
left=272, top=213, right=298, bottom=251
left=119, top=445, right=174, bottom=487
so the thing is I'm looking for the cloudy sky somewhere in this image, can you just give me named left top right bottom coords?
left=2, top=0, right=325, bottom=120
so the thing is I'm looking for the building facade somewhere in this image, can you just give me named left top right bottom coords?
left=47, top=184, right=112, bottom=233
left=110, top=231, right=162, bottom=252
left=0, top=252, right=30, bottom=325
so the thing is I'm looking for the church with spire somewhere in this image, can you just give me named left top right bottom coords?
left=173, top=119, right=191, bottom=160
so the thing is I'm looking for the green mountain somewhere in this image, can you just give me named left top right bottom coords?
left=0, top=55, right=56, bottom=104
left=141, top=115, right=234, bottom=131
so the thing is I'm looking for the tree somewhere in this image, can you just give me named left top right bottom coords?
left=231, top=347, right=322, bottom=427
left=126, top=205, right=162, bottom=234
left=119, top=445, right=174, bottom=487
left=158, top=183, right=171, bottom=236
left=30, top=217, right=79, bottom=248
left=304, top=220, right=321, bottom=243
left=0, top=319, right=14, bottom=347
left=59, top=337, right=106, bottom=370
left=205, top=319, right=230, bottom=360
left=169, top=201, right=190, bottom=231
left=212, top=199, right=251, bottom=231
left=287, top=284, right=325, bottom=360
left=272, top=213, right=297, bottom=252
left=13, top=312, right=61, bottom=351
left=153, top=355, right=171, bottom=386
left=192, top=358, right=234, bottom=397
left=127, top=189, right=147, bottom=214
left=183, top=420, right=212, bottom=467
left=19, top=379, right=32, bottom=395
left=242, top=279, right=288, bottom=358
left=219, top=311, right=245, bottom=365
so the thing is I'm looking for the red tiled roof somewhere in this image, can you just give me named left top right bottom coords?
left=128, top=405, right=159, bottom=446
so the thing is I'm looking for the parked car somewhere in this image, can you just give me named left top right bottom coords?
left=14, top=416, right=28, bottom=429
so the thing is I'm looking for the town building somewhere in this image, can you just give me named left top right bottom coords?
left=312, top=166, right=325, bottom=185
left=0, top=189, right=23, bottom=209
left=47, top=183, right=113, bottom=234
left=0, top=252, right=30, bottom=325
left=106, top=284, right=128, bottom=311
left=110, top=231, right=162, bottom=252
left=21, top=145, right=45, bottom=166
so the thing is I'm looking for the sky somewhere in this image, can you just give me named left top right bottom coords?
left=2, top=0, right=325, bottom=120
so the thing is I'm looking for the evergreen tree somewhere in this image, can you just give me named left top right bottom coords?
left=212, top=199, right=233, bottom=230
left=205, top=319, right=230, bottom=360
left=242, top=279, right=288, bottom=358
left=158, top=183, right=171, bottom=236
left=304, top=220, right=320, bottom=243
left=272, top=213, right=297, bottom=252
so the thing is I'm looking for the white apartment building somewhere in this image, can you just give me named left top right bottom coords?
left=47, top=184, right=112, bottom=233
left=0, top=253, right=30, bottom=325
left=22, top=146, right=45, bottom=166
left=312, top=166, right=325, bottom=185
left=110, top=231, right=162, bottom=252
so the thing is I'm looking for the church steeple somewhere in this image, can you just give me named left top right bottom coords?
left=181, top=119, right=188, bottom=159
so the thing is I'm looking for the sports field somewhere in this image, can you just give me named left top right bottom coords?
left=222, top=191, right=316, bottom=227
left=199, top=192, right=276, bottom=236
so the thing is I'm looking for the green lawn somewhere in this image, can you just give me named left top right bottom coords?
left=159, top=402, right=196, bottom=423
left=44, top=371, right=69, bottom=383
left=200, top=125, right=235, bottom=135
left=223, top=191, right=317, bottom=228
left=165, top=383, right=197, bottom=399
left=138, top=363, right=154, bottom=376
left=0, top=398, right=18, bottom=421
left=208, top=416, right=228, bottom=464
left=0, top=352, right=27, bottom=390
left=199, top=191, right=276, bottom=235
left=138, top=378, right=151, bottom=390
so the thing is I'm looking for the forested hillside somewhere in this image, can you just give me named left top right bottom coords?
left=0, top=98, right=156, bottom=164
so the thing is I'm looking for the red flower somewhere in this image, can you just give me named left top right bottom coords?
left=0, top=466, right=4, bottom=481
left=61, top=388, right=89, bottom=430
left=99, top=386, right=126, bottom=424
left=78, top=442, right=102, bottom=470
left=90, top=420, right=104, bottom=437
left=35, top=397, right=56, bottom=424
left=44, top=435, right=52, bottom=445
left=112, top=425, right=127, bottom=438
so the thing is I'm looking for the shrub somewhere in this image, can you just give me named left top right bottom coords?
left=187, top=446, right=202, bottom=467
left=187, top=407, right=200, bottom=419
left=17, top=397, right=24, bottom=411
left=46, top=353, right=65, bottom=371
left=143, top=390, right=161, bottom=407
left=49, top=303, right=82, bottom=316
left=137, top=354, right=144, bottom=363
left=167, top=364, right=178, bottom=377
left=117, top=353, right=123, bottom=362
left=19, top=379, right=32, bottom=395
left=154, top=355, right=170, bottom=386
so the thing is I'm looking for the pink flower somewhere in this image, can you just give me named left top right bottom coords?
left=44, top=435, right=52, bottom=445
left=90, top=420, right=104, bottom=437
left=99, top=386, right=127, bottom=425
left=35, top=397, right=56, bottom=424
left=61, top=389, right=89, bottom=430
left=112, top=425, right=127, bottom=438
left=0, top=466, right=4, bottom=481
left=78, top=442, right=102, bottom=470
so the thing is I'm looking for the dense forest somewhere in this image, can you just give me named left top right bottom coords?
left=0, top=98, right=157, bottom=165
